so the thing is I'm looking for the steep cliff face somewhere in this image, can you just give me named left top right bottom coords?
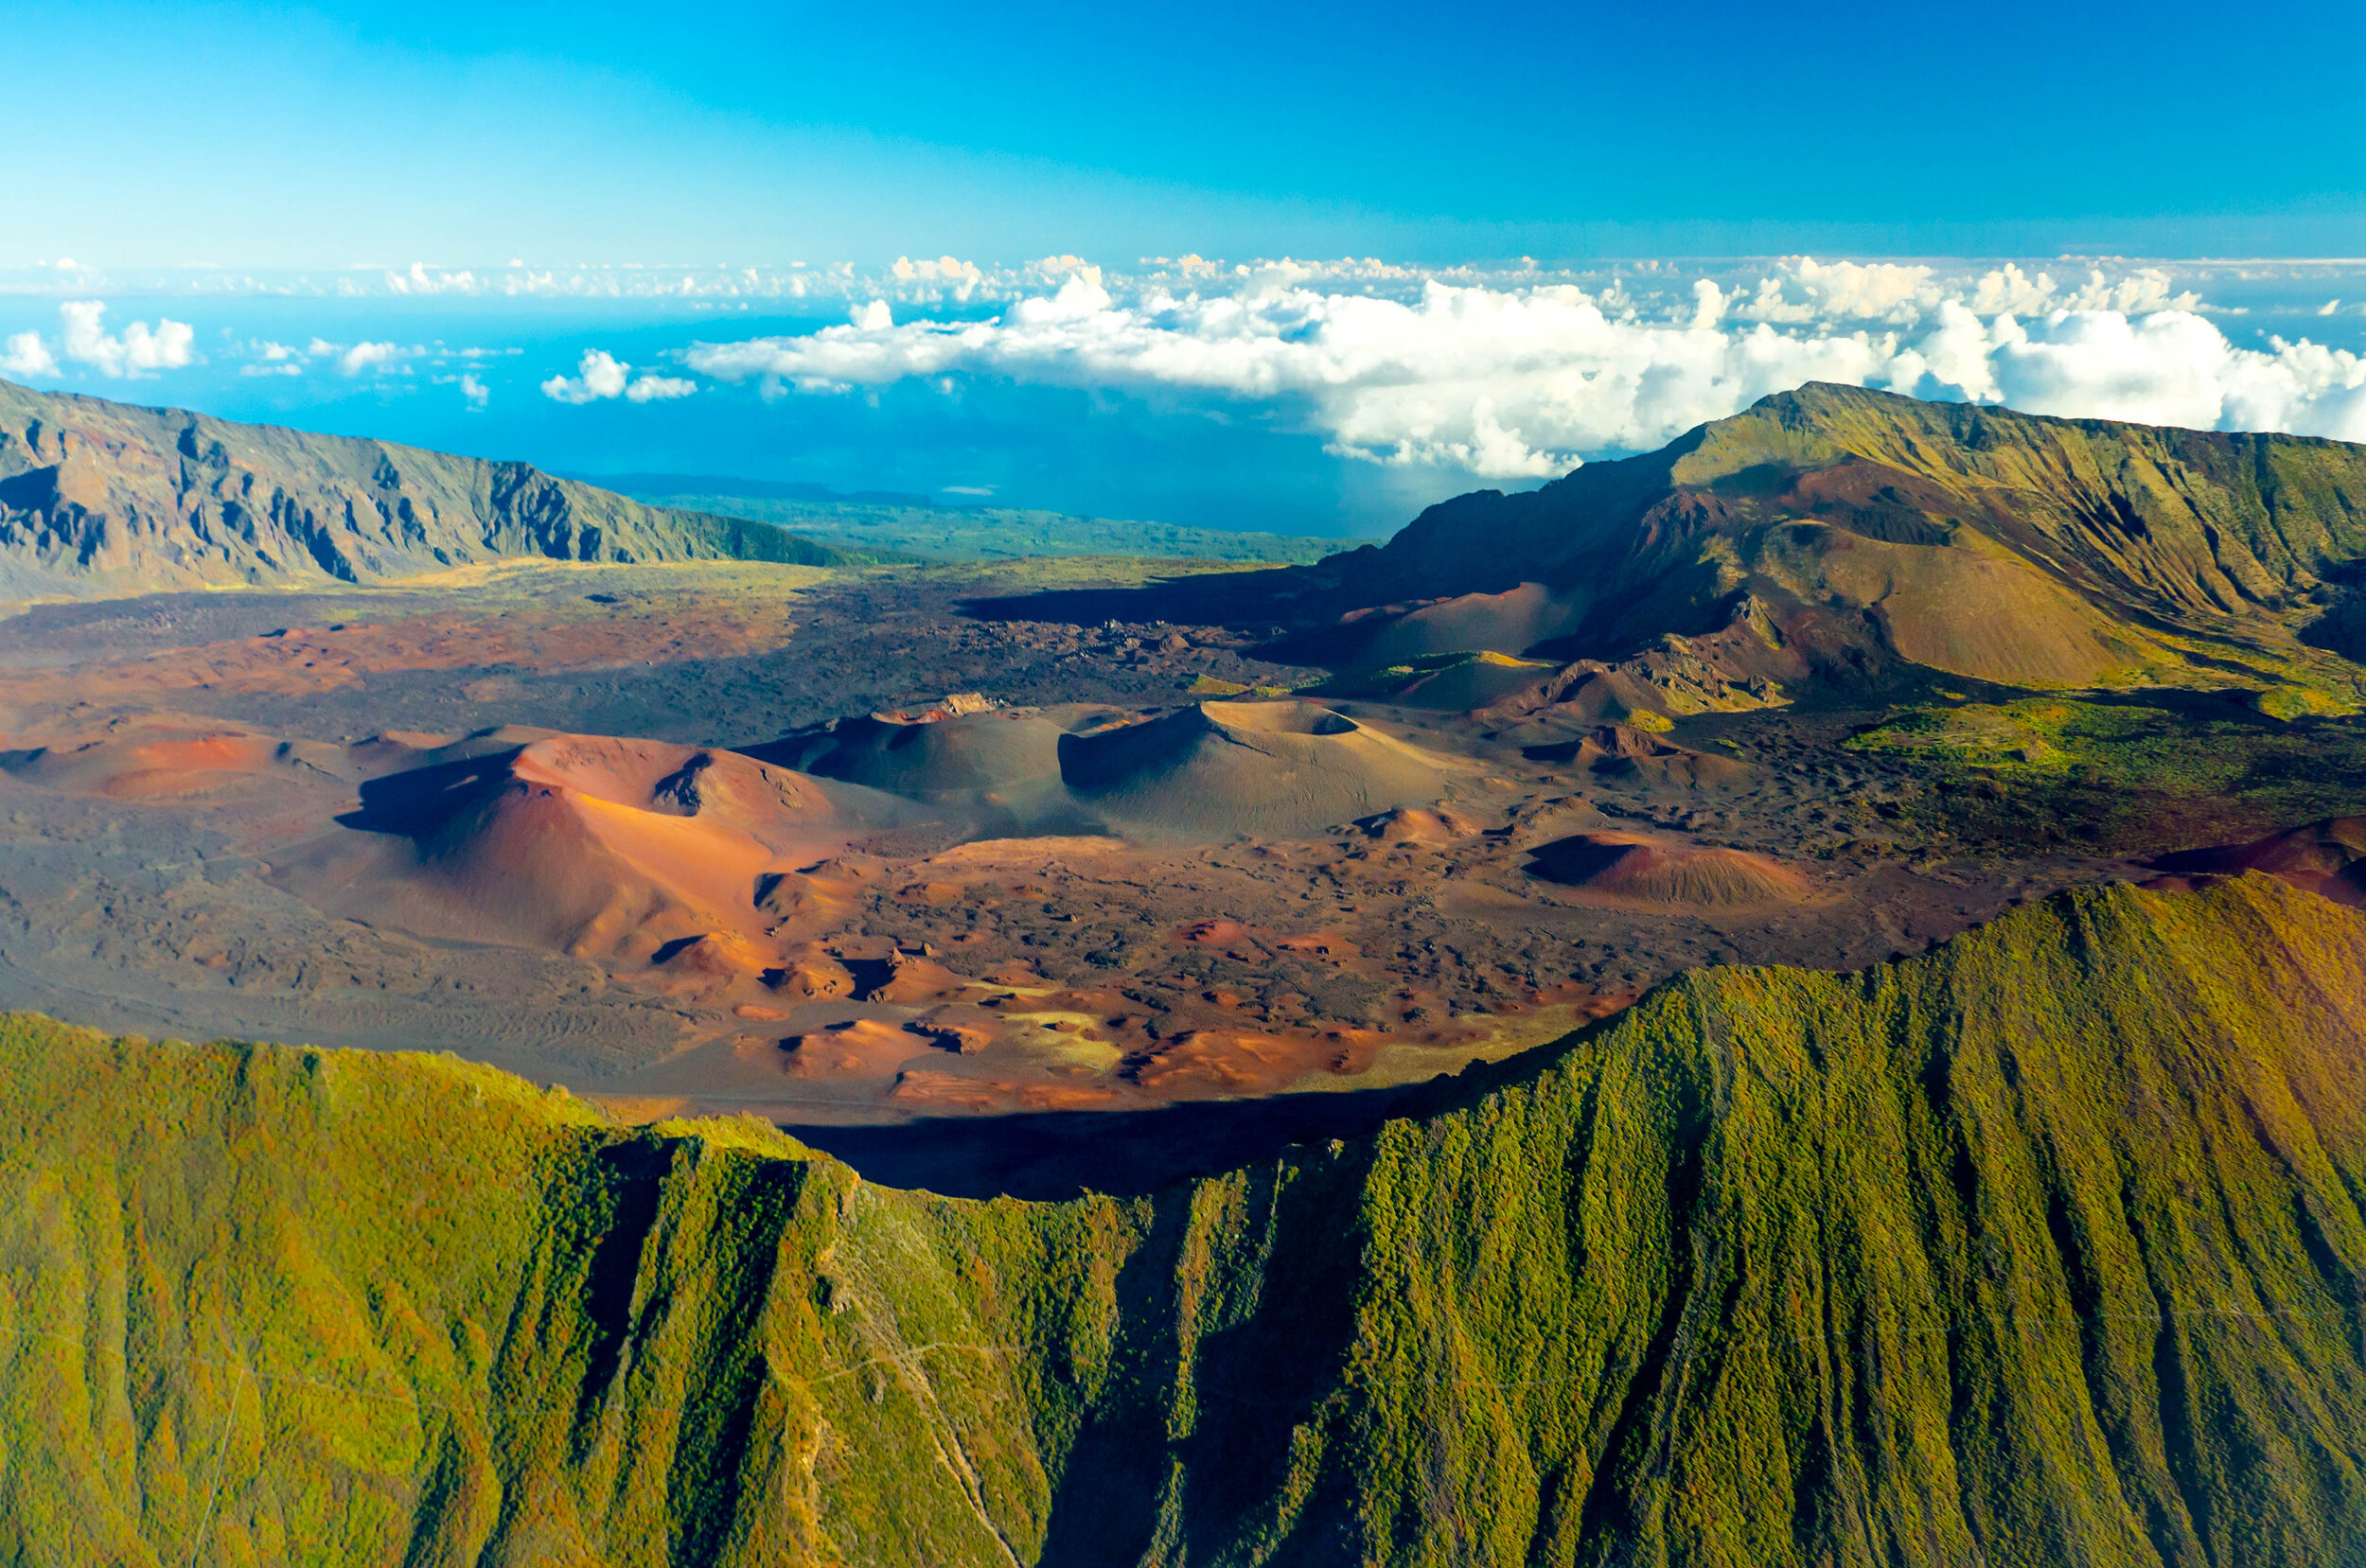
left=1314, top=384, right=2366, bottom=696
left=0, top=380, right=877, bottom=595
left=5, top=874, right=2366, bottom=1565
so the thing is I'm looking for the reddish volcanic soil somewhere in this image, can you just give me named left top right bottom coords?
left=1526, top=831, right=1816, bottom=909
left=0, top=559, right=2198, bottom=1170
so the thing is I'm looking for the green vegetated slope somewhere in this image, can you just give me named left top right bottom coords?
left=6, top=874, right=2366, bottom=1565
left=0, top=379, right=888, bottom=598
left=1313, top=384, right=2366, bottom=699
left=607, top=484, right=1348, bottom=565
left=1841, top=695, right=2366, bottom=855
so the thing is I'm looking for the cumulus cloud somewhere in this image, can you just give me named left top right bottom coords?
left=244, top=337, right=464, bottom=379
left=891, top=255, right=985, bottom=302
left=540, top=349, right=696, bottom=405
left=460, top=372, right=490, bottom=409
left=264, top=338, right=410, bottom=377
left=384, top=262, right=480, bottom=295
left=338, top=341, right=401, bottom=376
left=238, top=339, right=304, bottom=377
left=47, top=301, right=197, bottom=378
left=681, top=261, right=2366, bottom=477
left=1876, top=303, right=2366, bottom=439
left=1, top=331, right=58, bottom=378
left=624, top=374, right=696, bottom=402
left=542, top=349, right=630, bottom=404
left=686, top=273, right=1908, bottom=475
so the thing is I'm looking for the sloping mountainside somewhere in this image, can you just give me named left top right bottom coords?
left=1304, top=384, right=2366, bottom=707
left=7, top=874, right=2366, bottom=1565
left=0, top=379, right=880, bottom=596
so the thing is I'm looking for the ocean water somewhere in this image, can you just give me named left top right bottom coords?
left=4, top=257, right=2362, bottom=539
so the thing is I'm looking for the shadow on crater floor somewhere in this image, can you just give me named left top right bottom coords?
left=780, top=1033, right=1588, bottom=1201
left=957, top=570, right=1299, bottom=632
left=781, top=1084, right=1424, bottom=1200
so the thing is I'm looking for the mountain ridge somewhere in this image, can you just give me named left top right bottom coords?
left=5, top=872, right=2365, bottom=1564
left=0, top=379, right=889, bottom=597
left=1353, top=382, right=2366, bottom=610
left=1284, top=384, right=2366, bottom=707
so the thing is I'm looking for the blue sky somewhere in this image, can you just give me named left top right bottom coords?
left=14, top=0, right=2366, bottom=266
left=7, top=3, right=2366, bottom=536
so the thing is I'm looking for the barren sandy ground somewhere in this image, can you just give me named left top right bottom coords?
left=0, top=558, right=2219, bottom=1189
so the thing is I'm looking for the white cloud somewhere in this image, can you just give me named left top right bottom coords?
left=244, top=336, right=438, bottom=379
left=54, top=300, right=196, bottom=378
left=891, top=255, right=985, bottom=302
left=338, top=341, right=400, bottom=376
left=460, top=372, right=490, bottom=409
left=385, top=262, right=480, bottom=295
left=542, top=349, right=630, bottom=404
left=540, top=348, right=695, bottom=405
left=1987, top=310, right=2234, bottom=426
left=1722, top=258, right=2199, bottom=332
left=237, top=339, right=305, bottom=377
left=681, top=264, right=2366, bottom=478
left=686, top=274, right=1907, bottom=476
left=1893, top=303, right=2366, bottom=440
left=1, top=330, right=58, bottom=377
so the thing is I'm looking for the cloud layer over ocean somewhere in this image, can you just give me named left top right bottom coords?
left=6, top=256, right=2366, bottom=529
left=677, top=258, right=2366, bottom=477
